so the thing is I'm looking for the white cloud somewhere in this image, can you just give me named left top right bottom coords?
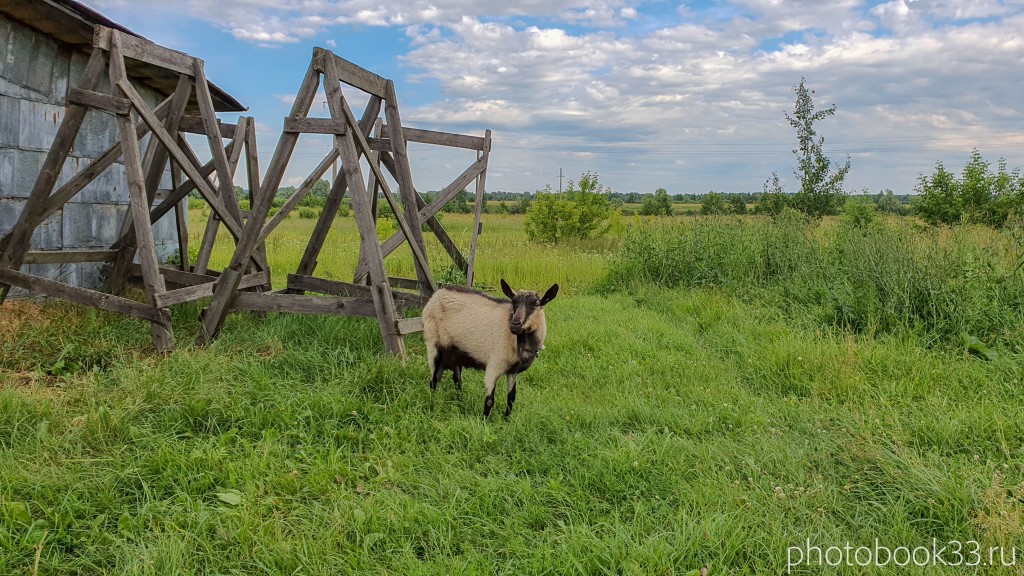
left=85, top=0, right=1024, bottom=194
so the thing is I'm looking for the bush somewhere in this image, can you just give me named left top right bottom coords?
left=700, top=192, right=729, bottom=215
left=754, top=174, right=789, bottom=216
left=298, top=207, right=320, bottom=219
left=915, top=150, right=1024, bottom=227
left=728, top=195, right=747, bottom=214
left=639, top=188, right=673, bottom=216
left=524, top=173, right=617, bottom=243
left=840, top=201, right=876, bottom=229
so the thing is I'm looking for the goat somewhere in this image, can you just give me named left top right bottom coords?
left=422, top=279, right=559, bottom=418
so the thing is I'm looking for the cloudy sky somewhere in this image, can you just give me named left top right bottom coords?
left=87, top=0, right=1024, bottom=196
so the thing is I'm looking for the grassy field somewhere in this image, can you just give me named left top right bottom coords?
left=2, top=209, right=1024, bottom=574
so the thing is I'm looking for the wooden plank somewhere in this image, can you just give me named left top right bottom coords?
left=314, top=48, right=388, bottom=98
left=0, top=268, right=163, bottom=322
left=171, top=164, right=190, bottom=271
left=381, top=125, right=487, bottom=151
left=23, top=250, right=118, bottom=264
left=396, top=317, right=424, bottom=335
left=111, top=33, right=174, bottom=352
left=290, top=97, right=381, bottom=285
left=388, top=276, right=421, bottom=290
left=194, top=60, right=245, bottom=228
left=230, top=292, right=379, bottom=317
left=154, top=270, right=269, bottom=307
left=383, top=80, right=434, bottom=296
left=130, top=263, right=216, bottom=287
left=193, top=211, right=219, bottom=275
left=67, top=87, right=130, bottom=115
left=467, top=129, right=491, bottom=286
left=282, top=117, right=348, bottom=134
left=339, top=95, right=435, bottom=294
left=288, top=274, right=428, bottom=308
left=321, top=55, right=404, bottom=356
left=94, top=26, right=196, bottom=77
left=241, top=117, right=271, bottom=286
left=178, top=115, right=236, bottom=139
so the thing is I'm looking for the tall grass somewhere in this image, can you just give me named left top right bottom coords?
left=191, top=210, right=612, bottom=295
left=601, top=212, right=1024, bottom=351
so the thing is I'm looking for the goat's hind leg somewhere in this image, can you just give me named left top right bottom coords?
left=453, top=366, right=463, bottom=392
left=429, top=349, right=445, bottom=392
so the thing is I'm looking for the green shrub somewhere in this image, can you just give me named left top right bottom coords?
left=298, top=207, right=320, bottom=219
left=639, top=188, right=673, bottom=216
left=840, top=201, right=876, bottom=229
left=700, top=192, right=729, bottom=215
left=915, top=150, right=1024, bottom=227
left=524, top=172, right=617, bottom=243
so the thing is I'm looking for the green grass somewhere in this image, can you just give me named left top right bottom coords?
left=2, top=212, right=1024, bottom=574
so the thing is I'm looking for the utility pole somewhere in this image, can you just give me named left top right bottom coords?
left=558, top=168, right=564, bottom=193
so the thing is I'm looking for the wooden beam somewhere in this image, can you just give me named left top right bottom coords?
left=322, top=55, right=405, bottom=356
left=197, top=59, right=322, bottom=345
left=313, top=47, right=388, bottom=98
left=381, top=125, right=487, bottom=151
left=290, top=96, right=381, bottom=284
left=396, top=317, right=424, bottom=335
left=105, top=73, right=192, bottom=295
left=178, top=115, right=236, bottom=139
left=110, top=32, right=174, bottom=351
left=467, top=129, right=491, bottom=286
left=154, top=270, right=269, bottom=307
left=230, top=292, right=379, bottom=317
left=67, top=87, right=130, bottom=115
left=387, top=276, right=421, bottom=291
left=383, top=80, right=435, bottom=296
left=283, top=117, right=348, bottom=134
left=0, top=267, right=163, bottom=322
left=288, top=274, right=428, bottom=308
left=23, top=250, right=118, bottom=264
left=94, top=26, right=197, bottom=77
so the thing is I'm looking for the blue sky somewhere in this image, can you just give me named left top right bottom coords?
left=88, top=0, right=1024, bottom=196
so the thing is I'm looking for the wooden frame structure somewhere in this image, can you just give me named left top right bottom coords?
left=197, top=47, right=492, bottom=358
left=0, top=25, right=261, bottom=352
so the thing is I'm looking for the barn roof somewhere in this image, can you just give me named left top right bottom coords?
left=0, top=0, right=246, bottom=112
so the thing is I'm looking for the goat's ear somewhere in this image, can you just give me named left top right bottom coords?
left=500, top=279, right=516, bottom=299
left=540, top=284, right=559, bottom=305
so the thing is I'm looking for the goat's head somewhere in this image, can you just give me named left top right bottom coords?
left=501, top=279, right=558, bottom=335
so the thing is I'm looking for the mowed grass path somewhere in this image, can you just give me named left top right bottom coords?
left=2, top=212, right=1023, bottom=574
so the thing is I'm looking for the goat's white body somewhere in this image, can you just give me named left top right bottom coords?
left=423, top=286, right=548, bottom=416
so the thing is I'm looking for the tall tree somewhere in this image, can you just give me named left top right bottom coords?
left=787, top=78, right=850, bottom=218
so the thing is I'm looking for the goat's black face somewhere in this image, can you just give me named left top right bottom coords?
left=501, top=279, right=559, bottom=335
